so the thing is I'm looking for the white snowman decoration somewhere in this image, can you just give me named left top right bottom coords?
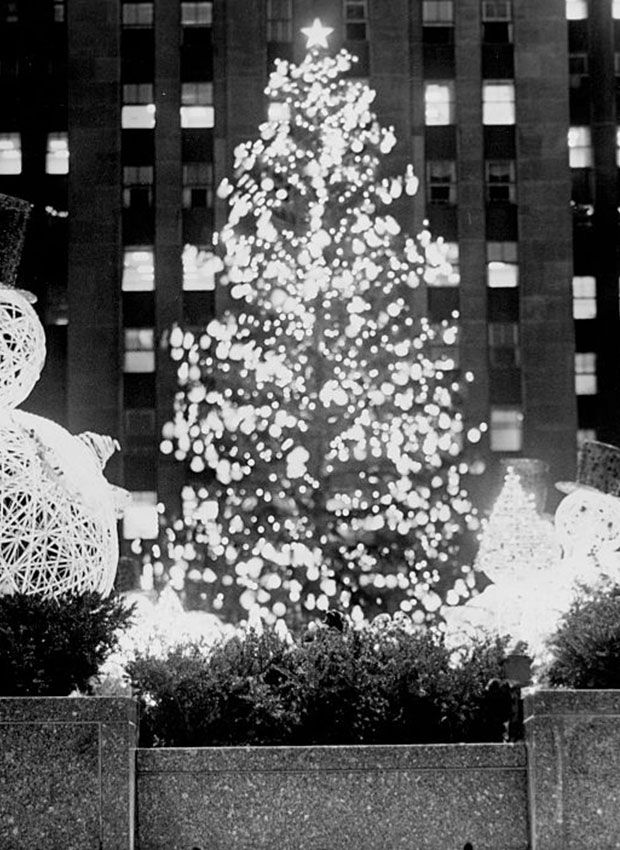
left=0, top=194, right=128, bottom=597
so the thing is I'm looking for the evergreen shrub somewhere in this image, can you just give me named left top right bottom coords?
left=127, top=617, right=511, bottom=747
left=545, top=582, right=620, bottom=689
left=0, top=592, right=134, bottom=696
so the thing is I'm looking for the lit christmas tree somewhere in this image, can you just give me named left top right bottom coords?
left=146, top=26, right=480, bottom=625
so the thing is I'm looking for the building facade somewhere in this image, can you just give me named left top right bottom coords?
left=0, top=0, right=616, bottom=535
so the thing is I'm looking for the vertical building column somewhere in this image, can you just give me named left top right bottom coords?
left=67, top=0, right=122, bottom=463
left=589, top=0, right=619, bottom=445
left=154, top=0, right=183, bottom=504
left=454, top=0, right=489, bottom=497
left=514, top=0, right=576, bottom=483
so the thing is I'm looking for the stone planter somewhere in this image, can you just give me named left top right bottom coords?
left=524, top=688, right=620, bottom=849
left=0, top=697, right=137, bottom=850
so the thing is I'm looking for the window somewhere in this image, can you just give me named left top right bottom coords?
left=422, top=1, right=454, bottom=23
left=181, top=82, right=214, bottom=128
left=53, top=1, right=65, bottom=22
left=569, top=53, right=588, bottom=79
left=344, top=0, right=368, bottom=41
left=427, top=241, right=460, bottom=286
left=616, top=128, right=620, bottom=167
left=266, top=0, right=292, bottom=41
left=122, top=491, right=158, bottom=540
left=124, top=328, right=155, bottom=373
left=2, top=2, right=17, bottom=23
left=482, top=1, right=512, bottom=43
left=267, top=101, right=291, bottom=123
left=181, top=1, right=212, bottom=25
left=182, top=245, right=222, bottom=290
left=566, top=0, right=587, bottom=18
left=486, top=160, right=515, bottom=202
left=45, top=133, right=69, bottom=175
left=122, top=247, right=155, bottom=291
left=122, top=83, right=156, bottom=129
left=0, top=133, right=21, bottom=175
left=577, top=428, right=596, bottom=448
left=490, top=406, right=523, bottom=451
left=482, top=81, right=515, bottom=125
left=573, top=275, right=596, bottom=319
left=424, top=82, right=455, bottom=125
left=182, top=163, right=213, bottom=209
left=123, top=166, right=153, bottom=208
left=427, top=160, right=457, bottom=204
left=122, top=2, right=153, bottom=26
left=487, top=241, right=518, bottom=287
left=615, top=53, right=620, bottom=77
left=568, top=126, right=592, bottom=168
left=613, top=0, right=620, bottom=17
left=575, top=352, right=597, bottom=395
left=488, top=321, right=519, bottom=367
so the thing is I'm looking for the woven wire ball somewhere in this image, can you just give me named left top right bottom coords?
left=0, top=410, right=120, bottom=597
left=0, top=287, right=46, bottom=409
left=554, top=487, right=620, bottom=558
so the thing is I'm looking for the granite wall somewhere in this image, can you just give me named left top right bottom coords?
left=0, top=697, right=137, bottom=850
left=136, top=743, right=529, bottom=850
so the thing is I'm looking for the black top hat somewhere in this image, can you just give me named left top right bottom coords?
left=556, top=440, right=620, bottom=498
left=0, top=193, right=32, bottom=288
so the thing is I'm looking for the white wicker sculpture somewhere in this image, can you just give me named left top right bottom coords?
left=0, top=194, right=127, bottom=598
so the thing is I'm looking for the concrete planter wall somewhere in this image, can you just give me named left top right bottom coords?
left=0, top=697, right=137, bottom=850
left=2, top=691, right=620, bottom=849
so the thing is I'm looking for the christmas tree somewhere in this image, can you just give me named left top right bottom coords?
left=146, top=26, right=479, bottom=626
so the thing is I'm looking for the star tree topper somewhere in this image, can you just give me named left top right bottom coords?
left=301, top=18, right=333, bottom=49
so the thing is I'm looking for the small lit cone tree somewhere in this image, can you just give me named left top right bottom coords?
left=152, top=25, right=480, bottom=626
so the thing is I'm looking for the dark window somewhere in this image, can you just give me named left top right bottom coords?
left=266, top=0, right=292, bottom=42
left=486, top=159, right=516, bottom=202
left=123, top=166, right=153, bottom=208
left=122, top=292, right=155, bottom=326
left=427, top=160, right=457, bottom=203
left=344, top=0, right=368, bottom=41
left=123, top=373, right=156, bottom=408
left=488, top=321, right=519, bottom=367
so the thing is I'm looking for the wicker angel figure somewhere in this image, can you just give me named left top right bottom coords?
left=0, top=194, right=129, bottom=597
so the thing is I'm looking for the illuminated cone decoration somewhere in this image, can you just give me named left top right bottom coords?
left=0, top=194, right=128, bottom=597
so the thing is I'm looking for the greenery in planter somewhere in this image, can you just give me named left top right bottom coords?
left=0, top=592, right=134, bottom=696
left=545, top=581, right=620, bottom=689
left=127, top=616, right=511, bottom=747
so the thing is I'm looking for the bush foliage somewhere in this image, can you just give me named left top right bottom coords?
left=545, top=582, right=620, bottom=689
left=127, top=617, right=511, bottom=747
left=0, top=592, right=134, bottom=696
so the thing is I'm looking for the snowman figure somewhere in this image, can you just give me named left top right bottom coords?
left=0, top=194, right=128, bottom=597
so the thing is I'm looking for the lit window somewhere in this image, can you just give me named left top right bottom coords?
left=266, top=0, right=292, bottom=41
left=566, top=0, right=587, bottom=18
left=486, top=160, right=516, bottom=202
left=123, top=166, right=153, bottom=208
left=0, top=133, right=21, bottom=174
left=182, top=163, right=213, bottom=209
left=577, top=428, right=596, bottom=448
left=575, top=352, right=597, bottom=395
left=124, top=328, right=155, bottom=373
left=482, top=81, right=515, bottom=125
left=3, top=1, right=17, bottom=23
left=122, top=83, right=156, bottom=129
left=122, top=247, right=155, bottom=291
left=424, top=82, right=455, bottom=125
left=181, top=82, right=214, bottom=128
left=616, top=128, right=620, bottom=167
left=488, top=322, right=519, bottom=367
left=182, top=244, right=222, bottom=290
left=427, top=160, right=457, bottom=204
left=490, top=406, right=523, bottom=452
left=344, top=0, right=368, bottom=40
left=123, top=491, right=158, bottom=540
left=422, top=1, right=454, bottom=24
left=487, top=241, right=518, bottom=287
left=122, top=2, right=153, bottom=26
left=614, top=0, right=620, bottom=17
left=568, top=126, right=592, bottom=168
left=45, top=132, right=69, bottom=175
left=482, top=1, right=512, bottom=42
left=181, top=1, right=212, bottom=25
left=428, top=241, right=460, bottom=286
left=572, top=275, right=596, bottom=319
left=267, top=101, right=291, bottom=123
left=53, top=0, right=65, bottom=22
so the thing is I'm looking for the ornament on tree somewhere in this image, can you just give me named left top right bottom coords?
left=0, top=194, right=128, bottom=598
